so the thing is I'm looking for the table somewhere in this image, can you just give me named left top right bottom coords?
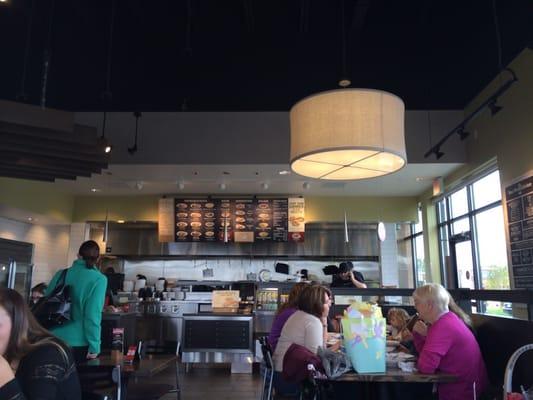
left=81, top=354, right=179, bottom=377
left=79, top=354, right=180, bottom=400
left=333, top=368, right=457, bottom=383
left=319, top=368, right=457, bottom=400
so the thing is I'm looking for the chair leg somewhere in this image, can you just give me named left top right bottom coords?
left=260, top=367, right=268, bottom=400
left=266, top=370, right=274, bottom=400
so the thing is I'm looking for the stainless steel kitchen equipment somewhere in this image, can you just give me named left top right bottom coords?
left=0, top=238, right=34, bottom=299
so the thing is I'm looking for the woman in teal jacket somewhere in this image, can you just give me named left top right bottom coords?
left=46, top=240, right=107, bottom=363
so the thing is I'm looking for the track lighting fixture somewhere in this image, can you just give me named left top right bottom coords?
left=219, top=183, right=227, bottom=190
left=424, top=68, right=517, bottom=160
left=261, top=182, right=269, bottom=190
left=177, top=181, right=185, bottom=190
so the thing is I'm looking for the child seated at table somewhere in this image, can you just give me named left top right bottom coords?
left=387, top=308, right=412, bottom=342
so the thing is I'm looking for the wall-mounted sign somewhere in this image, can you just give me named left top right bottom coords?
left=158, top=198, right=175, bottom=242
left=505, top=171, right=533, bottom=289
left=158, top=197, right=305, bottom=243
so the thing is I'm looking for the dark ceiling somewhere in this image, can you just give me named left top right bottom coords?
left=1, top=0, right=532, bottom=112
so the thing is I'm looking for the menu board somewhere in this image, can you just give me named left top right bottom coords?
left=175, top=199, right=218, bottom=242
left=505, top=171, right=533, bottom=288
left=165, top=197, right=305, bottom=243
left=218, top=199, right=233, bottom=242
left=288, top=197, right=305, bottom=242
left=233, top=199, right=255, bottom=242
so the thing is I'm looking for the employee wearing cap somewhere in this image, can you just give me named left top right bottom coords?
left=330, top=261, right=367, bottom=288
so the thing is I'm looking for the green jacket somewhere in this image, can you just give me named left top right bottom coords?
left=45, top=259, right=107, bottom=354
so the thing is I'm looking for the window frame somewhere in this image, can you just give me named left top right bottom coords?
left=436, top=168, right=506, bottom=290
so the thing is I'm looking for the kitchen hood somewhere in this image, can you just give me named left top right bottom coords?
left=89, top=221, right=379, bottom=258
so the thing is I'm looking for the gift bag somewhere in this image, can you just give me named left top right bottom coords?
left=341, top=302, right=386, bottom=373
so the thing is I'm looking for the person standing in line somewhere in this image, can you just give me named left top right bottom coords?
left=330, top=261, right=367, bottom=288
left=45, top=240, right=107, bottom=364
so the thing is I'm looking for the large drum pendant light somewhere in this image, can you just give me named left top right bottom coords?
left=290, top=89, right=407, bottom=180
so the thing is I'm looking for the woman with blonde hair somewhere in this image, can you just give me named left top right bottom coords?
left=0, top=288, right=81, bottom=399
left=411, top=283, right=487, bottom=400
left=268, top=282, right=308, bottom=351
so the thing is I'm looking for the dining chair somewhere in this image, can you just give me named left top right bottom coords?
left=259, top=336, right=274, bottom=400
left=79, top=364, right=122, bottom=400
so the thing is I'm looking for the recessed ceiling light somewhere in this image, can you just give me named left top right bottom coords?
left=261, top=182, right=269, bottom=190
left=117, top=220, right=125, bottom=224
left=416, top=177, right=424, bottom=182
left=219, top=183, right=227, bottom=190
left=91, top=188, right=101, bottom=192
left=177, top=181, right=185, bottom=190
left=279, top=170, right=291, bottom=175
left=27, top=217, right=33, bottom=221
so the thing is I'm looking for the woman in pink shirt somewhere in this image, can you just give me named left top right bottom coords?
left=412, top=284, right=488, bottom=400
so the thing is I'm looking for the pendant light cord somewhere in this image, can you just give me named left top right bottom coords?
left=18, top=0, right=35, bottom=101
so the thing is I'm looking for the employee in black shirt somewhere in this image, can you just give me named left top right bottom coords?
left=330, top=261, right=367, bottom=288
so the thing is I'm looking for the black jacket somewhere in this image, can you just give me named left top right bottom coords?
left=0, top=340, right=81, bottom=400
left=330, top=271, right=365, bottom=287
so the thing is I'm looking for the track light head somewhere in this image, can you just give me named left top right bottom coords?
left=435, top=148, right=445, bottom=160
left=488, top=100, right=503, bottom=116
left=127, top=144, right=137, bottom=155
left=457, top=127, right=469, bottom=141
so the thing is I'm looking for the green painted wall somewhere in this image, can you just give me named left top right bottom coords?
left=0, top=177, right=74, bottom=223
left=73, top=195, right=418, bottom=223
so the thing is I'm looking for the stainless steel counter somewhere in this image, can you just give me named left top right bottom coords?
left=181, top=313, right=254, bottom=364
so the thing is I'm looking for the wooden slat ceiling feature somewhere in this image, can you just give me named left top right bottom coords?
left=0, top=112, right=109, bottom=182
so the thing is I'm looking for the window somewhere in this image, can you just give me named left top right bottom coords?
left=436, top=169, right=510, bottom=314
left=398, top=206, right=426, bottom=287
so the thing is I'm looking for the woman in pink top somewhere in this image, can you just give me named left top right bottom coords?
left=412, top=284, right=488, bottom=400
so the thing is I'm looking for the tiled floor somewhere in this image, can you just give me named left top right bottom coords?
left=147, top=364, right=262, bottom=400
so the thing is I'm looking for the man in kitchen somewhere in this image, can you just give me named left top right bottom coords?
left=330, top=261, right=367, bottom=288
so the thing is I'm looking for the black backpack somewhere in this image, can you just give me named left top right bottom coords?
left=32, top=269, right=72, bottom=329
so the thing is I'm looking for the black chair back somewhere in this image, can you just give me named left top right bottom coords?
left=259, top=337, right=274, bottom=370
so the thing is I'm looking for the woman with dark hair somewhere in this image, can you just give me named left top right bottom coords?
left=0, top=288, right=81, bottom=399
left=268, top=282, right=308, bottom=351
left=45, top=240, right=107, bottom=363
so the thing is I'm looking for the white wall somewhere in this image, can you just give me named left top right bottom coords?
left=0, top=217, right=70, bottom=286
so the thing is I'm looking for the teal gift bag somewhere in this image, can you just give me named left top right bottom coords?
left=342, top=317, right=386, bottom=373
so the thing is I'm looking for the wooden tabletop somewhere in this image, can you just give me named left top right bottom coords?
left=80, top=354, right=178, bottom=378
left=332, top=368, right=457, bottom=383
